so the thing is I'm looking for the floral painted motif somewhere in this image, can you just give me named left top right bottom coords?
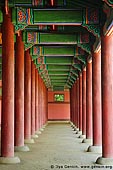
left=27, top=32, right=37, bottom=44
left=17, top=8, right=26, bottom=24
left=86, top=8, right=99, bottom=24
left=32, top=0, right=43, bottom=6
left=80, top=33, right=89, bottom=43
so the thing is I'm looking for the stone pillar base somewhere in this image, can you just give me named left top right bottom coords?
left=44, top=122, right=48, bottom=126
left=43, top=123, right=48, bottom=128
left=36, top=131, right=41, bottom=135
left=40, top=128, right=44, bottom=132
left=71, top=125, right=75, bottom=129
left=14, top=145, right=29, bottom=152
left=79, top=134, right=86, bottom=139
left=72, top=124, right=76, bottom=129
left=87, top=145, right=102, bottom=153
left=0, top=156, right=20, bottom=164
left=96, top=157, right=113, bottom=165
left=70, top=122, right=74, bottom=126
left=70, top=121, right=73, bottom=125
left=31, top=134, right=38, bottom=139
left=82, top=138, right=92, bottom=144
left=42, top=126, right=46, bottom=129
left=71, top=126, right=75, bottom=129
left=24, top=138, right=35, bottom=144
left=74, top=128, right=79, bottom=131
left=76, top=131, right=82, bottom=135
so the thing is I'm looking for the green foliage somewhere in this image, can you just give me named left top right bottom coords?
left=54, top=94, right=64, bottom=102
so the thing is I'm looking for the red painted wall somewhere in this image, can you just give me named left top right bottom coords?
left=48, top=90, right=70, bottom=120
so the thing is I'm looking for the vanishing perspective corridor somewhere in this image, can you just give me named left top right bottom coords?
left=1, top=0, right=113, bottom=168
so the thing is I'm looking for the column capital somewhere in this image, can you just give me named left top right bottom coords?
left=103, top=4, right=113, bottom=36
left=83, top=67, right=86, bottom=71
left=79, top=72, right=82, bottom=77
left=93, top=38, right=101, bottom=53
left=87, top=59, right=92, bottom=64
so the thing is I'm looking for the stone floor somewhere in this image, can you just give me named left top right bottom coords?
left=0, top=121, right=112, bottom=170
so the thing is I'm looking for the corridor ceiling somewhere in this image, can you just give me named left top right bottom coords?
left=0, top=0, right=112, bottom=91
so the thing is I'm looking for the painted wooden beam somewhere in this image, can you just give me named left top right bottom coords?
left=45, top=56, right=73, bottom=64
left=33, top=9, right=82, bottom=25
left=43, top=46, right=75, bottom=56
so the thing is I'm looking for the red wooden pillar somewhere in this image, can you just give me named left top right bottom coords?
left=39, top=76, right=41, bottom=130
left=38, top=76, right=42, bottom=131
left=88, top=51, right=102, bottom=153
left=77, top=73, right=82, bottom=134
left=39, top=82, right=47, bottom=130
left=44, top=86, right=48, bottom=127
left=71, top=87, right=74, bottom=125
left=76, top=78, right=79, bottom=131
left=31, top=62, right=38, bottom=139
left=35, top=69, right=41, bottom=134
left=82, top=61, right=92, bottom=143
left=96, top=34, right=113, bottom=165
left=70, top=89, right=73, bottom=124
left=73, top=82, right=77, bottom=129
left=80, top=68, right=86, bottom=138
left=41, top=79, right=46, bottom=130
left=24, top=50, right=34, bottom=144
left=70, top=86, right=75, bottom=127
left=0, top=13, right=20, bottom=163
left=43, top=86, right=47, bottom=127
left=43, top=85, right=45, bottom=126
left=44, top=86, right=47, bottom=126
left=71, top=83, right=76, bottom=128
left=15, top=34, right=29, bottom=152
left=71, top=84, right=76, bottom=127
left=45, top=88, right=48, bottom=124
left=43, top=84, right=47, bottom=127
left=41, top=82, right=44, bottom=127
left=40, top=79, right=45, bottom=131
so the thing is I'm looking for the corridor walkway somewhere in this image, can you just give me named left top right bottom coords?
left=0, top=122, right=111, bottom=170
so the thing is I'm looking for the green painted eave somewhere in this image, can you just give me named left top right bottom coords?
left=44, top=46, right=75, bottom=56
left=0, top=0, right=105, bottom=91
left=48, top=70, right=69, bottom=74
left=50, top=75, right=69, bottom=79
left=66, top=0, right=103, bottom=8
left=39, top=33, right=78, bottom=44
left=6, top=0, right=103, bottom=8
left=45, top=56, right=73, bottom=64
left=26, top=25, right=88, bottom=33
left=51, top=78, right=66, bottom=81
left=53, top=86, right=64, bottom=91
left=33, top=9, right=82, bottom=24
left=47, top=65, right=70, bottom=70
